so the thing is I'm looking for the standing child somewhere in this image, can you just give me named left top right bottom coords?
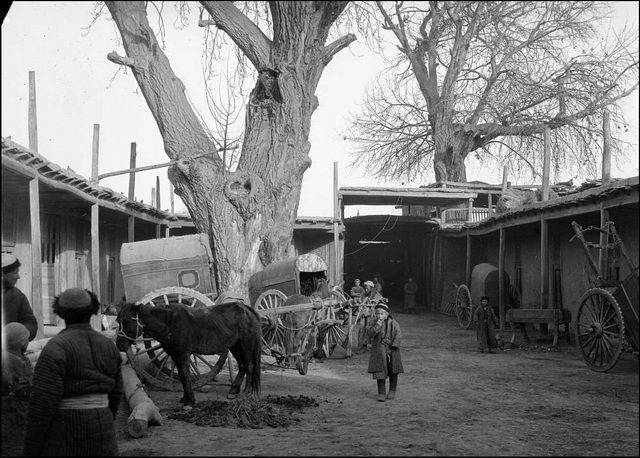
left=366, top=302, right=404, bottom=401
left=473, top=295, right=499, bottom=353
left=2, top=322, right=34, bottom=457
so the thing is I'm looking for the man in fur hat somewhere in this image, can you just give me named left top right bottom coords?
left=2, top=254, right=38, bottom=341
left=24, top=288, right=123, bottom=456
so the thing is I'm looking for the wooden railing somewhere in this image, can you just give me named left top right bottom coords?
left=441, top=207, right=490, bottom=226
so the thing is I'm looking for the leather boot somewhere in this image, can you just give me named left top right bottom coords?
left=377, top=379, right=386, bottom=402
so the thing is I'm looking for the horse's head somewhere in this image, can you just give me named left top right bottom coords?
left=115, top=302, right=144, bottom=352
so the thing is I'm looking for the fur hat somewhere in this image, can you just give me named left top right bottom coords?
left=364, top=280, right=374, bottom=288
left=375, top=302, right=389, bottom=312
left=57, top=288, right=93, bottom=309
left=481, top=296, right=490, bottom=302
left=4, top=322, right=30, bottom=351
left=2, top=253, right=20, bottom=273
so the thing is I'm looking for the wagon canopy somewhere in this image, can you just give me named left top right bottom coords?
left=248, top=253, right=328, bottom=305
left=120, top=234, right=216, bottom=303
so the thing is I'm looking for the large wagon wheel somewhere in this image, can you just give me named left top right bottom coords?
left=575, top=288, right=625, bottom=372
left=254, top=289, right=288, bottom=363
left=126, top=287, right=235, bottom=391
left=455, top=284, right=474, bottom=330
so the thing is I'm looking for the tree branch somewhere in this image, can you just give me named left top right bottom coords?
left=323, top=34, right=357, bottom=64
left=199, top=1, right=272, bottom=70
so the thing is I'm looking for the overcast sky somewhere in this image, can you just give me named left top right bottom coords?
left=2, top=2, right=638, bottom=218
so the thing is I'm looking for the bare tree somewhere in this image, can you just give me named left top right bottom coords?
left=346, top=1, right=639, bottom=184
left=104, top=1, right=355, bottom=294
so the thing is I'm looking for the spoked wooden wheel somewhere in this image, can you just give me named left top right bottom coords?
left=315, top=305, right=347, bottom=355
left=254, top=289, right=288, bottom=363
left=455, top=284, right=474, bottom=330
left=127, top=287, right=234, bottom=391
left=575, top=288, right=625, bottom=372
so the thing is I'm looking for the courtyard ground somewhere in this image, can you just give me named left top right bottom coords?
left=114, top=307, right=639, bottom=457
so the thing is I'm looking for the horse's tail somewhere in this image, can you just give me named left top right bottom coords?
left=244, top=302, right=262, bottom=395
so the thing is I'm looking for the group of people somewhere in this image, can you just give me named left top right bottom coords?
left=2, top=253, right=123, bottom=456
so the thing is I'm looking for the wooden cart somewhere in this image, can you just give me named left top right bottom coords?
left=119, top=234, right=235, bottom=391
left=248, top=253, right=353, bottom=374
left=571, top=221, right=639, bottom=372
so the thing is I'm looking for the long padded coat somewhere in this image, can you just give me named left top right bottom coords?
left=366, top=316, right=404, bottom=379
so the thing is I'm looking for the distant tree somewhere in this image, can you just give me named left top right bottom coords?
left=346, top=1, right=639, bottom=184
left=104, top=1, right=355, bottom=294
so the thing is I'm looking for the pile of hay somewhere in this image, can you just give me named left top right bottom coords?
left=163, top=395, right=319, bottom=429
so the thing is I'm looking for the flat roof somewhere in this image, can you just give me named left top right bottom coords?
left=338, top=186, right=477, bottom=207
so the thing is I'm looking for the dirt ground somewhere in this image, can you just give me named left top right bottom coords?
left=114, top=307, right=639, bottom=457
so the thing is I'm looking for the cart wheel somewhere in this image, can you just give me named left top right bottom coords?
left=575, top=288, right=625, bottom=372
left=455, top=284, right=474, bottom=330
left=254, top=289, right=288, bottom=363
left=127, top=287, right=233, bottom=391
left=317, top=306, right=347, bottom=354
left=296, top=328, right=315, bottom=375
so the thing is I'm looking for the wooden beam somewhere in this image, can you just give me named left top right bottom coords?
left=501, top=166, right=509, bottom=193
left=128, top=216, right=135, bottom=243
left=29, top=178, right=44, bottom=339
left=602, top=111, right=611, bottom=185
left=155, top=176, right=161, bottom=210
left=498, top=225, right=506, bottom=330
left=542, top=126, right=551, bottom=201
left=28, top=71, right=38, bottom=153
left=465, top=234, right=471, bottom=286
left=128, top=142, right=137, bottom=200
left=91, top=124, right=100, bottom=182
left=91, top=202, right=101, bottom=331
left=540, top=214, right=549, bottom=334
left=598, top=204, right=609, bottom=279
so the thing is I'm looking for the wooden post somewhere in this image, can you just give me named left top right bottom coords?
left=542, top=126, right=551, bottom=201
left=90, top=125, right=101, bottom=330
left=28, top=71, right=38, bottom=153
left=151, top=188, right=155, bottom=208
left=467, top=198, right=473, bottom=222
left=488, top=193, right=493, bottom=217
left=602, top=111, right=611, bottom=186
left=333, top=162, right=340, bottom=288
left=29, top=178, right=44, bottom=339
left=128, top=143, right=137, bottom=200
left=498, top=225, right=506, bottom=330
left=128, top=216, right=135, bottom=243
left=91, top=202, right=101, bottom=331
left=501, top=166, right=509, bottom=194
left=28, top=71, right=43, bottom=339
left=599, top=204, right=609, bottom=280
left=465, top=234, right=471, bottom=286
left=155, top=176, right=161, bottom=210
left=540, top=214, right=549, bottom=334
left=170, top=183, right=175, bottom=213
left=91, top=124, right=100, bottom=182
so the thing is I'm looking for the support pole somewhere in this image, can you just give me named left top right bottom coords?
left=542, top=126, right=551, bottom=201
left=465, top=234, right=471, bottom=287
left=540, top=214, right=549, bottom=334
left=498, top=225, right=506, bottom=330
left=602, top=111, right=611, bottom=186
left=91, top=124, right=100, bottom=183
left=501, top=166, right=509, bottom=194
left=28, top=71, right=43, bottom=339
left=155, top=176, right=161, bottom=210
left=128, top=143, right=137, bottom=200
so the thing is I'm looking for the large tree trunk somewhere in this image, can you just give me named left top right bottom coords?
left=105, top=2, right=354, bottom=296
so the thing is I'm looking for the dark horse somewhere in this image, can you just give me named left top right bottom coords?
left=116, top=300, right=262, bottom=406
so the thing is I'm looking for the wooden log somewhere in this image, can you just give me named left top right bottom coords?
left=122, top=364, right=163, bottom=438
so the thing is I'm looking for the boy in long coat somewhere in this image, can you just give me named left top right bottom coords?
left=473, top=295, right=499, bottom=353
left=366, top=302, right=404, bottom=401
